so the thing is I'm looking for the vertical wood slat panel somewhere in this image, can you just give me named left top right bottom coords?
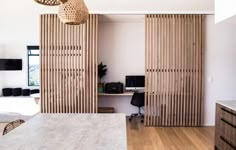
left=161, top=15, right=164, bottom=126
left=40, top=14, right=98, bottom=113
left=185, top=15, right=188, bottom=126
left=183, top=15, right=187, bottom=126
left=47, top=15, right=50, bottom=113
left=148, top=15, right=151, bottom=126
left=151, top=15, right=154, bottom=125
left=68, top=24, right=71, bottom=113
left=163, top=15, right=167, bottom=126
left=75, top=25, right=79, bottom=113
left=174, top=14, right=177, bottom=126
left=145, top=14, right=204, bottom=126
left=146, top=14, right=150, bottom=126
left=53, top=15, right=56, bottom=113
left=154, top=15, right=158, bottom=126
left=40, top=15, right=44, bottom=113
left=65, top=21, right=68, bottom=113
left=43, top=15, right=47, bottom=113
left=85, top=16, right=89, bottom=113
left=166, top=15, right=169, bottom=126
left=144, top=15, right=148, bottom=126
left=200, top=16, right=205, bottom=125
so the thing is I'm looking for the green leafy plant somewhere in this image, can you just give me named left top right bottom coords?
left=98, top=62, right=107, bottom=83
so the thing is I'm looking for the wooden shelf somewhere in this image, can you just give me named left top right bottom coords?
left=98, top=92, right=134, bottom=96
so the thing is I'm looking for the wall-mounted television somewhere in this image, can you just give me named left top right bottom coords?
left=0, top=59, right=22, bottom=70
left=125, top=75, right=145, bottom=90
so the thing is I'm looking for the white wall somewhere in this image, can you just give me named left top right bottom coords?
left=98, top=17, right=145, bottom=115
left=204, top=15, right=236, bottom=125
left=0, top=46, right=28, bottom=95
left=0, top=1, right=57, bottom=95
left=215, top=0, right=236, bottom=23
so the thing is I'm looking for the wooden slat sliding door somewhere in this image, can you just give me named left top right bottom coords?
left=40, top=14, right=98, bottom=113
left=145, top=15, right=205, bottom=126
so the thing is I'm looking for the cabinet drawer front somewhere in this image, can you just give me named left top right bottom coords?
left=216, top=105, right=235, bottom=131
left=215, top=103, right=236, bottom=149
left=219, top=105, right=236, bottom=126
left=219, top=118, right=236, bottom=145
left=216, top=135, right=236, bottom=150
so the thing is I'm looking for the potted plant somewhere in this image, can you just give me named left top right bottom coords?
left=98, top=62, right=107, bottom=93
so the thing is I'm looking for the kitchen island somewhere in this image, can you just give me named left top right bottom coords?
left=215, top=101, right=236, bottom=150
left=0, top=113, right=127, bottom=150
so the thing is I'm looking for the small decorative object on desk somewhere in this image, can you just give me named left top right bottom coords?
left=98, top=62, right=107, bottom=93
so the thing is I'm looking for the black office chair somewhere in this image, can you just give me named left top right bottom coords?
left=129, top=92, right=144, bottom=122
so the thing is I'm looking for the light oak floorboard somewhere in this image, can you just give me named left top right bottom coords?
left=0, top=118, right=214, bottom=150
left=127, top=118, right=215, bottom=150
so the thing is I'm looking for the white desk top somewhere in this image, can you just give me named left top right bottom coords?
left=98, top=92, right=134, bottom=96
left=217, top=100, right=236, bottom=111
left=0, top=113, right=127, bottom=150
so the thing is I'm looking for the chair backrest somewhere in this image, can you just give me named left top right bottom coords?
left=2, top=119, right=25, bottom=135
left=131, top=92, right=145, bottom=107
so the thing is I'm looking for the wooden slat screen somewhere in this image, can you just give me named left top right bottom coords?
left=145, top=15, right=205, bottom=126
left=40, top=14, right=98, bottom=113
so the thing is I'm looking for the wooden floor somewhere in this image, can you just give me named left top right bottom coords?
left=0, top=118, right=215, bottom=150
left=127, top=118, right=215, bottom=150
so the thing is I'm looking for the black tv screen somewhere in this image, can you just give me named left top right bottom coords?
left=0, top=59, right=22, bottom=70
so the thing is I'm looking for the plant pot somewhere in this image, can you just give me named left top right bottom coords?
left=98, top=83, right=104, bottom=93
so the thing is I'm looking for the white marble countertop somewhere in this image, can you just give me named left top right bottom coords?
left=217, top=100, right=236, bottom=111
left=0, top=113, right=127, bottom=150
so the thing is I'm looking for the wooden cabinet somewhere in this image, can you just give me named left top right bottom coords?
left=215, top=103, right=236, bottom=150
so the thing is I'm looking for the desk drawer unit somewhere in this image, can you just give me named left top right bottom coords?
left=215, top=103, right=236, bottom=150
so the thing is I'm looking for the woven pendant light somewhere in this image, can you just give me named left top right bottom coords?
left=34, top=0, right=67, bottom=6
left=80, top=12, right=89, bottom=24
left=58, top=0, right=89, bottom=25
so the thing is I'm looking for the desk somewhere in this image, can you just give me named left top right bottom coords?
left=98, top=92, right=134, bottom=96
left=98, top=92, right=134, bottom=114
left=0, top=113, right=127, bottom=150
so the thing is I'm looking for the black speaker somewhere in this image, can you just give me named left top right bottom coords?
left=2, top=88, right=13, bottom=96
left=12, top=88, right=22, bottom=96
left=30, top=89, right=40, bottom=94
left=22, top=89, right=30, bottom=96
left=105, top=82, right=124, bottom=94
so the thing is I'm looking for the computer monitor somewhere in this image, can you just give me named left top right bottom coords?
left=125, top=75, right=145, bottom=90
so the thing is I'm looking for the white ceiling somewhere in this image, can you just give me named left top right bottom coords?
left=90, top=0, right=214, bottom=23
left=85, top=0, right=214, bottom=14
left=99, top=15, right=145, bottom=23
left=0, top=0, right=214, bottom=15
left=97, top=0, right=214, bottom=23
left=0, top=0, right=214, bottom=24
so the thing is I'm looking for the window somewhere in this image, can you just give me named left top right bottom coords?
left=27, top=46, right=39, bottom=86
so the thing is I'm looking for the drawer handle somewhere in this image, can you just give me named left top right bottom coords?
left=221, top=118, right=236, bottom=128
left=220, top=136, right=236, bottom=149
left=221, top=108, right=236, bottom=116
